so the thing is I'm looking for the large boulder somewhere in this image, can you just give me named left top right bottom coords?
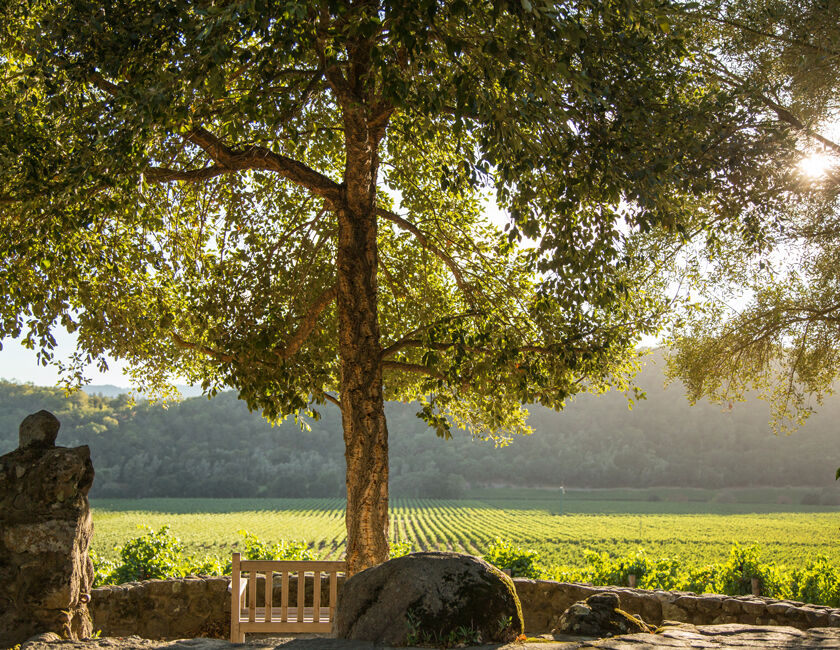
left=553, top=592, right=653, bottom=637
left=0, top=411, right=95, bottom=646
left=336, top=552, right=524, bottom=646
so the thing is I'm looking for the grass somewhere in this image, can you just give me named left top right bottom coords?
left=90, top=490, right=840, bottom=570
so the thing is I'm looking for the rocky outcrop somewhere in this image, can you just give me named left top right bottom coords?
left=335, top=552, right=524, bottom=646
left=0, top=411, right=95, bottom=646
left=553, top=592, right=652, bottom=636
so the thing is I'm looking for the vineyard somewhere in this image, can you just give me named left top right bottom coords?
left=91, top=495, right=840, bottom=570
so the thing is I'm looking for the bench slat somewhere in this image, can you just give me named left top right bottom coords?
left=313, top=571, right=321, bottom=623
left=281, top=570, right=289, bottom=623
left=264, top=571, right=273, bottom=623
left=240, top=621, right=334, bottom=634
left=237, top=606, right=332, bottom=620
left=238, top=560, right=345, bottom=572
left=297, top=570, right=306, bottom=622
left=329, top=571, right=338, bottom=622
left=248, top=570, right=257, bottom=623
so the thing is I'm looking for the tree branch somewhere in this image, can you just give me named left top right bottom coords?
left=376, top=207, right=472, bottom=296
left=180, top=127, right=342, bottom=200
left=70, top=59, right=337, bottom=194
left=382, top=360, right=447, bottom=381
left=171, top=332, right=235, bottom=363
left=380, top=312, right=482, bottom=358
left=696, top=10, right=840, bottom=58
left=705, top=62, right=840, bottom=156
left=321, top=392, right=342, bottom=408
left=171, top=287, right=335, bottom=364
left=145, top=165, right=233, bottom=183
left=381, top=338, right=559, bottom=359
left=275, top=286, right=337, bottom=360
left=314, top=8, right=356, bottom=109
left=381, top=339, right=447, bottom=358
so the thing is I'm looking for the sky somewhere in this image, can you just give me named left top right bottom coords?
left=0, top=328, right=661, bottom=388
left=0, top=331, right=131, bottom=387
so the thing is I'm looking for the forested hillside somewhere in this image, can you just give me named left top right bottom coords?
left=2, top=354, right=838, bottom=497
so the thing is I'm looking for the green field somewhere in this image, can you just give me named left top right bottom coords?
left=91, top=489, right=840, bottom=570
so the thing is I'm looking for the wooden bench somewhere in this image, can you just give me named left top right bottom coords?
left=230, top=553, right=346, bottom=642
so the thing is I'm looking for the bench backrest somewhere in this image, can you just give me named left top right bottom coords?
left=230, top=553, right=346, bottom=640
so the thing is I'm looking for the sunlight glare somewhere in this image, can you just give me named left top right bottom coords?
left=798, top=152, right=833, bottom=179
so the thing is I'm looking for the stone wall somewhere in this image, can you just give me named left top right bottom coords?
left=91, top=578, right=231, bottom=640
left=513, top=580, right=840, bottom=633
left=91, top=574, right=341, bottom=640
left=0, top=411, right=95, bottom=646
left=89, top=576, right=840, bottom=639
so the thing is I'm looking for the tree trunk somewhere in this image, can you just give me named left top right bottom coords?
left=337, top=102, right=390, bottom=575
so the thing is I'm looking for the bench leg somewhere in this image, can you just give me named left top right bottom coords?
left=231, top=615, right=244, bottom=643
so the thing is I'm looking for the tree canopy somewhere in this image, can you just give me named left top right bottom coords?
left=0, top=1, right=797, bottom=570
left=660, top=0, right=840, bottom=432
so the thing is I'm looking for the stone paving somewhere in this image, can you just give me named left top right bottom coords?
left=18, top=624, right=840, bottom=650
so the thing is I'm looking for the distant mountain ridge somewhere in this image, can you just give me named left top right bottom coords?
left=81, top=384, right=204, bottom=398
left=2, top=353, right=839, bottom=497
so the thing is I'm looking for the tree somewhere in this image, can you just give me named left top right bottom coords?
left=0, top=1, right=792, bottom=572
left=660, top=0, right=840, bottom=430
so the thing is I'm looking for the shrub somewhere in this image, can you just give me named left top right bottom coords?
left=483, top=538, right=542, bottom=578
left=578, top=550, right=623, bottom=586
left=545, top=564, right=586, bottom=583
left=236, top=529, right=315, bottom=561
left=187, top=554, right=226, bottom=576
left=714, top=544, right=788, bottom=598
left=89, top=548, right=118, bottom=587
left=789, top=557, right=840, bottom=607
left=678, top=564, right=721, bottom=594
left=390, top=540, right=413, bottom=559
left=639, top=555, right=682, bottom=590
left=569, top=548, right=664, bottom=588
left=92, top=528, right=318, bottom=585
left=110, top=525, right=188, bottom=583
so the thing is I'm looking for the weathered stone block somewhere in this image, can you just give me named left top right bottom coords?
left=722, top=598, right=743, bottom=614
left=740, top=599, right=767, bottom=616
left=673, top=595, right=700, bottom=611
left=639, top=596, right=663, bottom=625
left=711, top=614, right=741, bottom=624
left=19, top=411, right=60, bottom=449
left=661, top=601, right=687, bottom=621
left=0, top=412, right=94, bottom=647
left=802, top=607, right=830, bottom=627
left=767, top=601, right=794, bottom=616
left=692, top=594, right=723, bottom=614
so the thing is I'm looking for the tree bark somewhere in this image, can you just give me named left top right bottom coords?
left=337, top=100, right=390, bottom=575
